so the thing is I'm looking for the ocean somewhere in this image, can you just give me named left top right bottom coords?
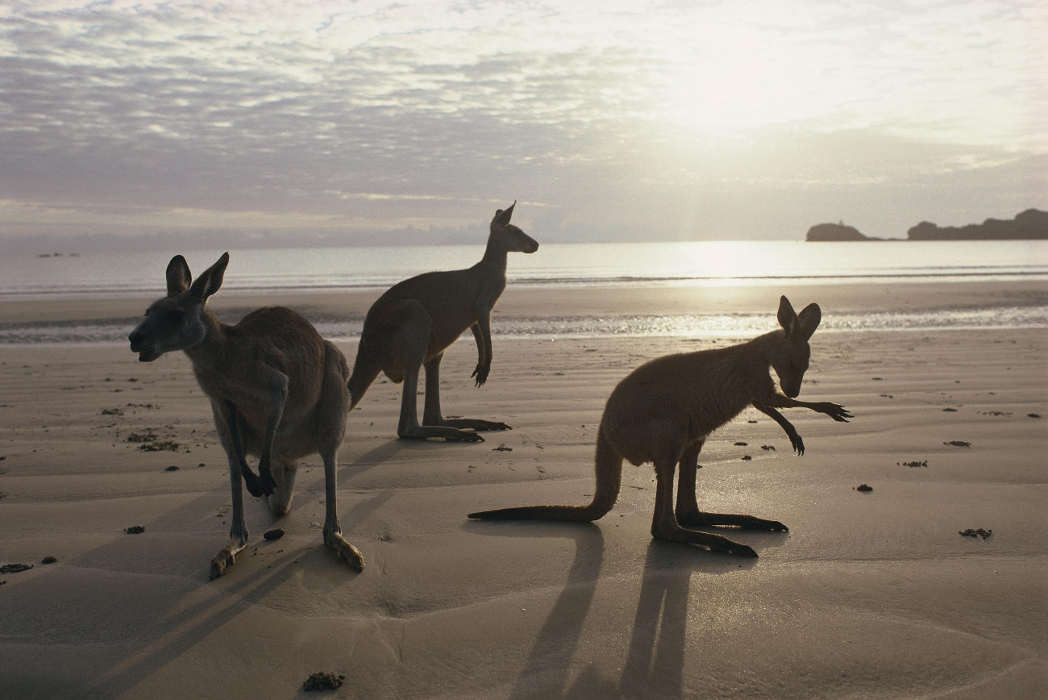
left=1, top=240, right=1046, bottom=343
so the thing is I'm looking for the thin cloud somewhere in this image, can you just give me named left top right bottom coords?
left=0, top=0, right=1044, bottom=245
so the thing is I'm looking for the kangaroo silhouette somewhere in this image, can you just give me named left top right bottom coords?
left=348, top=202, right=539, bottom=441
left=469, top=296, right=852, bottom=557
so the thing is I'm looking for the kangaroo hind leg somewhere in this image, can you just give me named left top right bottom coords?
left=650, top=449, right=756, bottom=557
left=391, top=302, right=483, bottom=442
left=320, top=444, right=364, bottom=572
left=673, top=441, right=787, bottom=532
left=208, top=399, right=250, bottom=579
left=423, top=354, right=510, bottom=432
left=316, top=342, right=364, bottom=571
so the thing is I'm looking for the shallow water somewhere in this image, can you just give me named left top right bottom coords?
left=3, top=240, right=1045, bottom=298
left=2, top=240, right=1046, bottom=343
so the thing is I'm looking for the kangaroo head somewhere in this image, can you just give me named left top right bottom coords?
left=770, top=295, right=821, bottom=398
left=490, top=201, right=539, bottom=254
left=128, top=252, right=229, bottom=362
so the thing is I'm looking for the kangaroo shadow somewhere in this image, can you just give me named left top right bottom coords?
left=466, top=519, right=760, bottom=699
left=337, top=438, right=404, bottom=483
left=82, top=549, right=302, bottom=699
left=2, top=438, right=405, bottom=698
left=617, top=540, right=755, bottom=698
left=464, top=520, right=613, bottom=699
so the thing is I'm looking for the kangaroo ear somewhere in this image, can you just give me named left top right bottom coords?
left=189, top=252, right=230, bottom=303
left=777, top=295, right=797, bottom=337
left=166, top=255, right=191, bottom=296
left=492, top=201, right=516, bottom=226
left=795, top=303, right=822, bottom=341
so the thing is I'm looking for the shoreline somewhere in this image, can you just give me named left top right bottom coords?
left=2, top=277, right=1047, bottom=325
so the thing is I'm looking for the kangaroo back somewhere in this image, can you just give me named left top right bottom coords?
left=468, top=425, right=622, bottom=522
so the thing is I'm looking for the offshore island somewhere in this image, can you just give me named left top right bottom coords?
left=806, top=208, right=1048, bottom=241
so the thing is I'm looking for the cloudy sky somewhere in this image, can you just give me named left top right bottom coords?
left=1, top=0, right=1045, bottom=249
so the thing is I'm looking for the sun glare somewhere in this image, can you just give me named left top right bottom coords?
left=647, top=20, right=848, bottom=140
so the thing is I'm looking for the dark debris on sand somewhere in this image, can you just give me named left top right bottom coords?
left=855, top=484, right=873, bottom=493
left=943, top=440, right=971, bottom=448
left=263, top=528, right=285, bottom=541
left=139, top=440, right=180, bottom=452
left=1, top=563, right=33, bottom=574
left=303, top=672, right=345, bottom=691
left=959, top=528, right=992, bottom=539
left=125, top=525, right=145, bottom=534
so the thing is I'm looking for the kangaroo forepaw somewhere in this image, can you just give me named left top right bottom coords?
left=822, top=402, right=853, bottom=422
left=243, top=470, right=267, bottom=497
left=255, top=460, right=278, bottom=496
left=243, top=473, right=275, bottom=497
left=324, top=530, right=365, bottom=572
left=259, top=471, right=277, bottom=496
left=790, top=433, right=805, bottom=455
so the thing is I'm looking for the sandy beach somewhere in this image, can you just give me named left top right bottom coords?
left=1, top=281, right=1046, bottom=699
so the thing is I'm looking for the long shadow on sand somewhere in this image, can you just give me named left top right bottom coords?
left=618, top=540, right=759, bottom=698
left=466, top=519, right=760, bottom=699
left=337, top=437, right=404, bottom=483
left=463, top=521, right=610, bottom=700
left=1, top=439, right=411, bottom=698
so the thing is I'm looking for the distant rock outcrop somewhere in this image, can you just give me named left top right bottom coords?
left=805, top=222, right=874, bottom=241
left=907, top=209, right=1048, bottom=240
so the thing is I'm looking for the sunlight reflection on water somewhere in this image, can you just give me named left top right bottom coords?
left=5, top=306, right=1043, bottom=345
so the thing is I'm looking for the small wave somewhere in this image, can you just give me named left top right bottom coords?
left=3, top=306, right=1045, bottom=346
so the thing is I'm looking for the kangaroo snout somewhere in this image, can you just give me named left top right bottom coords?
left=128, top=328, right=159, bottom=362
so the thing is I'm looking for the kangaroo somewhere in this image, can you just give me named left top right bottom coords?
left=348, top=201, right=539, bottom=442
left=128, top=252, right=364, bottom=578
left=469, top=296, right=852, bottom=557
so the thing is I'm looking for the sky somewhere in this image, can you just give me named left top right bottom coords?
left=1, top=0, right=1045, bottom=250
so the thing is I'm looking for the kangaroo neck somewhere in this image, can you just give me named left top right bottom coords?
left=479, top=236, right=509, bottom=276
left=745, top=330, right=785, bottom=366
left=183, top=309, right=228, bottom=366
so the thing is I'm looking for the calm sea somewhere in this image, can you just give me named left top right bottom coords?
left=1, top=240, right=1046, bottom=343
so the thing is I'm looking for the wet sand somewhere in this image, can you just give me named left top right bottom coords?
left=0, top=283, right=1046, bottom=698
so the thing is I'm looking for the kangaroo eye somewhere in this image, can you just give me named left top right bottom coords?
left=165, top=310, right=184, bottom=323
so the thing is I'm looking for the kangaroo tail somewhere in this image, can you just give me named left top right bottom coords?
left=468, top=425, right=622, bottom=522
left=347, top=335, right=382, bottom=409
